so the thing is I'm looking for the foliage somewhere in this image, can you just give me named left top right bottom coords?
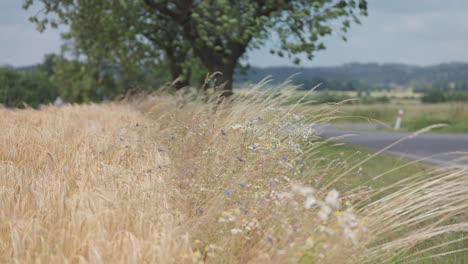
left=50, top=58, right=120, bottom=103
left=25, top=0, right=368, bottom=93
left=421, top=89, right=447, bottom=103
left=0, top=66, right=58, bottom=108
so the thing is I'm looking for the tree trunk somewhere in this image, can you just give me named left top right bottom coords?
left=165, top=48, right=190, bottom=90
left=168, top=60, right=190, bottom=89
left=205, top=62, right=235, bottom=97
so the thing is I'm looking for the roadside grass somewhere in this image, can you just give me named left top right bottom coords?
left=313, top=143, right=468, bottom=263
left=313, top=143, right=429, bottom=191
left=1, top=85, right=467, bottom=263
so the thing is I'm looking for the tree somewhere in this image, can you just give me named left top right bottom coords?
left=25, top=0, right=367, bottom=96
left=50, top=58, right=120, bottom=103
left=0, top=65, right=58, bottom=108
left=0, top=67, right=21, bottom=107
left=421, top=89, right=446, bottom=104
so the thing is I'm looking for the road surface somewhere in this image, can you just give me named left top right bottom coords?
left=316, top=124, right=468, bottom=167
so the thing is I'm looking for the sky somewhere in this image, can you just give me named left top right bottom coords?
left=2, top=0, right=468, bottom=67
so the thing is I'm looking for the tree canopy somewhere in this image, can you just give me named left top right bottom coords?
left=25, top=0, right=367, bottom=96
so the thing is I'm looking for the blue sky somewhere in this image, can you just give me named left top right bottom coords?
left=2, top=0, right=468, bottom=67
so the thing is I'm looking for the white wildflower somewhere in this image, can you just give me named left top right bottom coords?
left=325, top=189, right=340, bottom=209
left=304, top=195, right=317, bottom=209
left=277, top=249, right=287, bottom=255
left=318, top=204, right=332, bottom=221
left=292, top=184, right=315, bottom=196
left=344, top=227, right=358, bottom=245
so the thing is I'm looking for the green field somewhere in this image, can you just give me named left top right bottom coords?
left=287, top=90, right=468, bottom=133
left=335, top=102, right=468, bottom=133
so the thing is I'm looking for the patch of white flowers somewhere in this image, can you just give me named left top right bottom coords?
left=290, top=184, right=367, bottom=245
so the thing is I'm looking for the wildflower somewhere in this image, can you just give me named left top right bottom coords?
left=282, top=155, right=288, bottom=161
left=242, top=218, right=258, bottom=231
left=218, top=211, right=236, bottom=222
left=325, top=189, right=340, bottom=209
left=277, top=249, right=287, bottom=255
left=231, top=228, right=243, bottom=235
left=252, top=144, right=258, bottom=151
left=221, top=129, right=226, bottom=136
left=238, top=157, right=244, bottom=162
left=343, top=227, right=358, bottom=245
left=257, top=116, right=263, bottom=121
left=318, top=204, right=332, bottom=221
left=197, top=208, right=204, bottom=215
left=267, top=237, right=273, bottom=243
left=304, top=195, right=317, bottom=209
left=237, top=200, right=243, bottom=206
left=300, top=160, right=305, bottom=166
left=337, top=208, right=359, bottom=228
left=225, top=189, right=232, bottom=196
left=291, top=184, right=315, bottom=196
left=157, top=165, right=162, bottom=170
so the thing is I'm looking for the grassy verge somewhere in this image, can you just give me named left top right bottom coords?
left=314, top=143, right=468, bottom=263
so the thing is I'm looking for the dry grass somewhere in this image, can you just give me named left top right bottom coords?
left=0, top=86, right=467, bottom=263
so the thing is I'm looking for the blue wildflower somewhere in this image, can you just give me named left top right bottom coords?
left=257, top=116, right=263, bottom=121
left=225, top=189, right=232, bottom=196
left=252, top=145, right=258, bottom=151
left=300, top=160, right=305, bottom=166
left=267, top=237, right=273, bottom=243
left=197, top=208, right=204, bottom=215
left=282, top=156, right=288, bottom=161
left=238, top=157, right=244, bottom=162
left=221, top=129, right=226, bottom=136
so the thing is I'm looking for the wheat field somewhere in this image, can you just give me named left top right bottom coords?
left=1, top=87, right=467, bottom=263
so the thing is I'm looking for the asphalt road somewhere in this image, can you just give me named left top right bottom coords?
left=316, top=124, right=468, bottom=167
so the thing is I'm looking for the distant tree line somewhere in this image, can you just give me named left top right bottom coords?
left=239, top=64, right=468, bottom=92
left=0, top=54, right=169, bottom=108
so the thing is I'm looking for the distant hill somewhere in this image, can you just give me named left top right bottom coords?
left=236, top=63, right=468, bottom=91
left=11, top=62, right=468, bottom=92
